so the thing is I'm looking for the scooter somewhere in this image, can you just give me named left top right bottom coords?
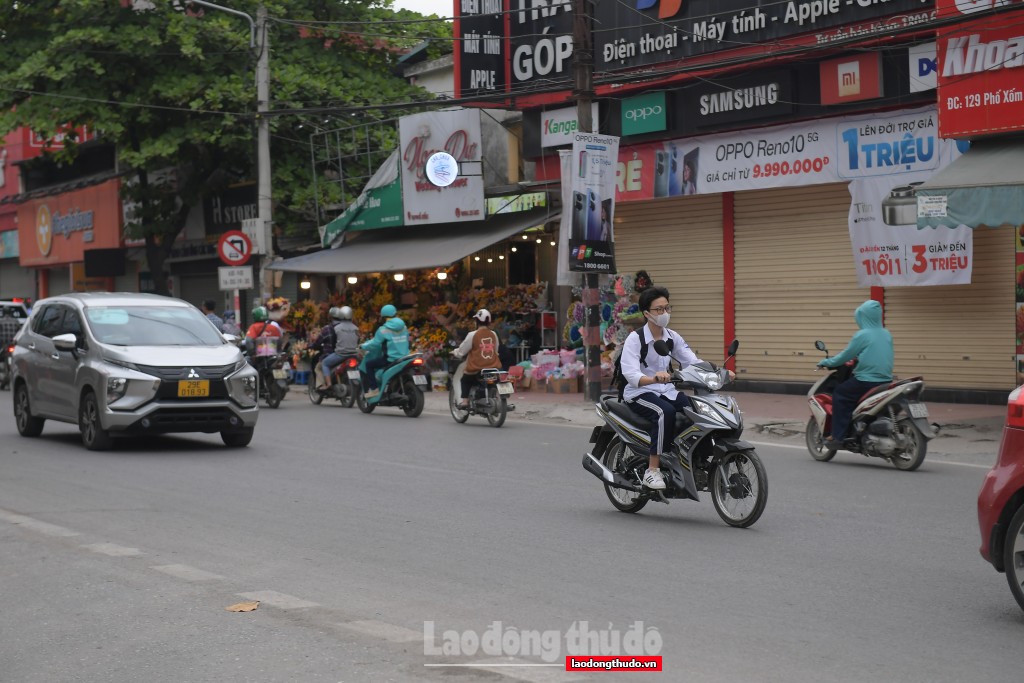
left=582, top=340, right=768, bottom=527
left=806, top=340, right=938, bottom=471
left=242, top=338, right=290, bottom=409
left=0, top=342, right=13, bottom=390
left=308, top=351, right=359, bottom=408
left=449, top=363, right=515, bottom=428
left=355, top=350, right=427, bottom=417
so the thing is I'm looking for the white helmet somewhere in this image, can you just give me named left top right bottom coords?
left=337, top=305, right=353, bottom=320
left=473, top=308, right=492, bottom=324
left=329, top=306, right=343, bottom=320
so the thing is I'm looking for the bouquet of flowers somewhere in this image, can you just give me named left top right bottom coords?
left=265, top=296, right=291, bottom=322
left=285, top=300, right=322, bottom=339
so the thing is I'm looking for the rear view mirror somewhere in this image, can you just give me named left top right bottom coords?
left=727, top=339, right=739, bottom=356
left=815, top=340, right=827, bottom=352
left=53, top=333, right=77, bottom=351
left=652, top=340, right=672, bottom=356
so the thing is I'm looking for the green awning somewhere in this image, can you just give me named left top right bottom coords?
left=916, top=139, right=1024, bottom=229
left=319, top=151, right=403, bottom=247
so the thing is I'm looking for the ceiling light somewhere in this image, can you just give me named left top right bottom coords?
left=487, top=258, right=493, bottom=263
left=347, top=276, right=357, bottom=284
left=474, top=256, right=480, bottom=261
left=536, top=238, right=542, bottom=244
left=511, top=246, right=517, bottom=253
left=549, top=241, right=556, bottom=246
left=437, top=272, right=447, bottom=280
left=498, top=255, right=505, bottom=260
left=522, top=234, right=529, bottom=240
left=393, top=273, right=405, bottom=281
left=299, top=278, right=311, bottom=290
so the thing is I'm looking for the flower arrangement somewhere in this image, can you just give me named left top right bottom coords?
left=285, top=299, right=323, bottom=339
left=408, top=323, right=451, bottom=364
left=289, top=339, right=317, bottom=366
left=265, top=296, right=291, bottom=322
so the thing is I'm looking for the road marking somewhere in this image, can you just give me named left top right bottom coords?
left=425, top=659, right=586, bottom=682
left=337, top=619, right=422, bottom=643
left=745, top=440, right=992, bottom=469
left=81, top=542, right=143, bottom=557
left=237, top=590, right=320, bottom=610
left=0, top=509, right=80, bottom=537
left=152, top=564, right=225, bottom=582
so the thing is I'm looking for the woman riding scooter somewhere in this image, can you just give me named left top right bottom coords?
left=359, top=304, right=409, bottom=399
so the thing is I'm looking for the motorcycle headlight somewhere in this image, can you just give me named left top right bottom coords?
left=696, top=370, right=722, bottom=391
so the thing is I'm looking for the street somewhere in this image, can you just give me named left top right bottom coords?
left=1, top=390, right=1021, bottom=683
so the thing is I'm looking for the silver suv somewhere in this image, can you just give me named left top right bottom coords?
left=11, top=292, right=259, bottom=450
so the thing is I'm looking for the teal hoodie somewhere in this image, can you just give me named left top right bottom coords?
left=818, top=300, right=894, bottom=382
left=361, top=317, right=410, bottom=361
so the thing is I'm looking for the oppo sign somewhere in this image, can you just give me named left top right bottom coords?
left=621, top=91, right=667, bottom=136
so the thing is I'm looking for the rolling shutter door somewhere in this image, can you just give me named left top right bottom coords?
left=885, top=226, right=1014, bottom=391
left=614, top=195, right=724, bottom=358
left=178, top=273, right=220, bottom=311
left=734, top=183, right=869, bottom=382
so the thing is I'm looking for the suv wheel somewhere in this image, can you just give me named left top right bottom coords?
left=221, top=427, right=254, bottom=448
left=14, top=383, right=45, bottom=437
left=80, top=391, right=113, bottom=451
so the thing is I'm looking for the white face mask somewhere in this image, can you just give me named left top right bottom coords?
left=647, top=311, right=670, bottom=328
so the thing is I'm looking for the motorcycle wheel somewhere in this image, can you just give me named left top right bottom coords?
left=890, top=417, right=928, bottom=471
left=449, top=384, right=469, bottom=423
left=403, top=380, right=424, bottom=418
left=266, top=380, right=285, bottom=409
left=711, top=450, right=767, bottom=528
left=805, top=418, right=836, bottom=462
left=356, top=390, right=375, bottom=414
left=601, top=436, right=649, bottom=514
left=340, top=382, right=356, bottom=408
left=486, top=389, right=507, bottom=428
left=1002, top=504, right=1024, bottom=613
left=308, top=378, right=324, bottom=405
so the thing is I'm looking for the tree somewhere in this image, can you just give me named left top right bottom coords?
left=0, top=0, right=450, bottom=295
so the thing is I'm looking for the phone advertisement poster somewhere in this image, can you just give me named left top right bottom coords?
left=568, top=133, right=620, bottom=273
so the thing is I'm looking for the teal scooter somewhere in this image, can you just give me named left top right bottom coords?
left=355, top=350, right=427, bottom=417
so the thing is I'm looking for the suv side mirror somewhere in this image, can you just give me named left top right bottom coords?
left=53, top=333, right=78, bottom=351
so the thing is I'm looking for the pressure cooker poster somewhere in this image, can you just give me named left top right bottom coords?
left=568, top=132, right=619, bottom=274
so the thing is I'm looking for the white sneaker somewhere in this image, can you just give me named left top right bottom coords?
left=642, top=468, right=666, bottom=490
left=364, top=388, right=380, bottom=399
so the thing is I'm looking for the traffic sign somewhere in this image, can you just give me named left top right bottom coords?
left=218, top=266, right=254, bottom=291
left=218, top=230, right=252, bottom=266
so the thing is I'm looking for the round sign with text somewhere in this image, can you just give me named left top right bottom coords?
left=425, top=152, right=459, bottom=187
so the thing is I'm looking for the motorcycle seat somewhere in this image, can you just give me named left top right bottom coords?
left=604, top=398, right=690, bottom=432
left=859, top=376, right=922, bottom=402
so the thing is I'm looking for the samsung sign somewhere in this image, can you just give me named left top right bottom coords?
left=541, top=103, right=599, bottom=148
left=621, top=92, right=667, bottom=136
left=685, top=70, right=793, bottom=127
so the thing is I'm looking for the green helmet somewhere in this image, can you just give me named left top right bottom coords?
left=380, top=304, right=397, bottom=318
left=251, top=305, right=268, bottom=322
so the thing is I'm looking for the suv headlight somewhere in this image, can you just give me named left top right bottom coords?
left=107, top=377, right=128, bottom=404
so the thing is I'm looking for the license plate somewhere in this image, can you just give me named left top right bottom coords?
left=347, top=370, right=360, bottom=381
left=272, top=369, right=288, bottom=380
left=497, top=382, right=514, bottom=395
left=177, top=380, right=209, bottom=398
left=413, top=374, right=427, bottom=385
left=908, top=402, right=928, bottom=418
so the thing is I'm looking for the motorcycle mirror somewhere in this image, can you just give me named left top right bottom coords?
left=814, top=340, right=827, bottom=352
left=652, top=340, right=672, bottom=356
left=727, top=339, right=739, bottom=356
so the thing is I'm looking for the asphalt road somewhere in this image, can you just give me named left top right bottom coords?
left=1, top=390, right=1021, bottom=683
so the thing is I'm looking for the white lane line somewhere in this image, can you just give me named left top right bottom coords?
left=81, top=542, right=143, bottom=557
left=237, top=590, right=320, bottom=610
left=425, top=659, right=586, bottom=682
left=337, top=619, right=422, bottom=643
left=152, top=564, right=225, bottom=582
left=0, top=509, right=80, bottom=537
left=745, top=440, right=992, bottom=469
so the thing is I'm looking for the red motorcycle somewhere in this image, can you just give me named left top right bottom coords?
left=308, top=351, right=359, bottom=408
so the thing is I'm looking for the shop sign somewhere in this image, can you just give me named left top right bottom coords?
left=455, top=0, right=506, bottom=99
left=21, top=124, right=96, bottom=159
left=202, top=183, right=257, bottom=235
left=936, top=9, right=1024, bottom=137
left=621, top=92, right=667, bottom=136
left=398, top=110, right=484, bottom=225
left=565, top=133, right=619, bottom=274
left=509, top=0, right=573, bottom=89
left=0, top=230, right=19, bottom=259
left=594, top=0, right=925, bottom=72
left=909, top=43, right=937, bottom=93
left=541, top=104, right=598, bottom=148
left=71, top=263, right=111, bottom=293
left=16, top=179, right=122, bottom=267
left=819, top=52, right=882, bottom=105
left=486, top=192, right=547, bottom=215
left=685, top=70, right=793, bottom=127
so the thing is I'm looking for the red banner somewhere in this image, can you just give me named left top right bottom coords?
left=937, top=8, right=1024, bottom=137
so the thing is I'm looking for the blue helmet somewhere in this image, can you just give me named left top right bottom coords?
left=380, top=304, right=397, bottom=318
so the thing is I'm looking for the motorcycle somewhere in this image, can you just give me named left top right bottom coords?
left=582, top=339, right=768, bottom=527
left=0, top=342, right=13, bottom=390
left=242, top=338, right=290, bottom=409
left=806, top=339, right=937, bottom=471
left=308, top=351, right=359, bottom=408
left=355, top=350, right=427, bottom=417
left=449, top=363, right=515, bottom=428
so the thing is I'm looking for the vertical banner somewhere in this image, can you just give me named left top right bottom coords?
left=568, top=133, right=619, bottom=273
left=556, top=150, right=581, bottom=286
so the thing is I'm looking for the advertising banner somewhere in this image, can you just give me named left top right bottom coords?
left=621, top=92, right=667, bottom=136
left=908, top=42, right=937, bottom=93
left=454, top=0, right=506, bottom=100
left=936, top=8, right=1024, bottom=137
left=568, top=133, right=619, bottom=274
left=16, top=179, right=123, bottom=267
left=541, top=104, right=599, bottom=148
left=398, top=110, right=485, bottom=226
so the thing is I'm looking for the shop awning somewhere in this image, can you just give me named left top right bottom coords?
left=916, top=139, right=1024, bottom=229
left=269, top=207, right=558, bottom=274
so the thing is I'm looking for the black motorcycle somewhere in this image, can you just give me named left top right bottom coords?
left=308, top=351, right=359, bottom=408
left=242, top=338, right=290, bottom=409
left=449, top=365, right=515, bottom=428
left=0, top=342, right=13, bottom=391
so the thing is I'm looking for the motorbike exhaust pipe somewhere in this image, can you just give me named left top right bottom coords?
left=582, top=453, right=641, bottom=492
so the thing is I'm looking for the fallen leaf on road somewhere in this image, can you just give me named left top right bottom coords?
left=225, top=601, right=260, bottom=612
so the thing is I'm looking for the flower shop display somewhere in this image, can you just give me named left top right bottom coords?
left=562, top=273, right=643, bottom=351
left=266, top=297, right=291, bottom=322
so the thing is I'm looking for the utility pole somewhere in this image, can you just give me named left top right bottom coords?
left=573, top=0, right=601, bottom=401
left=255, top=5, right=274, bottom=303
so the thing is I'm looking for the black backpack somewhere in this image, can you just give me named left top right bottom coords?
left=611, top=329, right=649, bottom=401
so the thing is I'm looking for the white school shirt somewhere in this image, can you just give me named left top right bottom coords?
left=621, top=324, right=701, bottom=402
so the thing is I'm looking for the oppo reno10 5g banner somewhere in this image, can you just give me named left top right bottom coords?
left=568, top=133, right=620, bottom=274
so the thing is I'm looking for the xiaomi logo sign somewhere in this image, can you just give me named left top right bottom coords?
left=820, top=53, right=882, bottom=105
left=636, top=0, right=684, bottom=19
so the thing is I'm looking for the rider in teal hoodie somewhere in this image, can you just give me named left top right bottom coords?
left=817, top=299, right=894, bottom=448
left=360, top=304, right=410, bottom=397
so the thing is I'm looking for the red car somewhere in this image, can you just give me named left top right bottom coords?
left=978, top=385, right=1024, bottom=611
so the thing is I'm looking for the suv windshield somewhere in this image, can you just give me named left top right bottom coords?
left=85, top=306, right=225, bottom=346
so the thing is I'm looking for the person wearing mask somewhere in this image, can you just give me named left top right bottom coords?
left=621, top=286, right=734, bottom=490
left=319, top=306, right=360, bottom=390
left=220, top=310, right=243, bottom=337
left=202, top=299, right=225, bottom=332
left=453, top=309, right=502, bottom=410
left=359, top=304, right=409, bottom=399
left=817, top=299, right=894, bottom=450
